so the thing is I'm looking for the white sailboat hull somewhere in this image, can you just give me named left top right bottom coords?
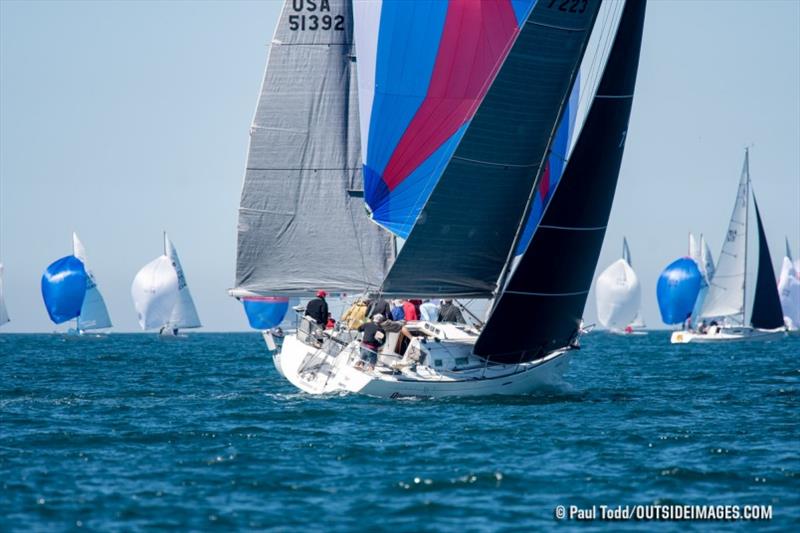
left=271, top=324, right=572, bottom=398
left=670, top=327, right=786, bottom=344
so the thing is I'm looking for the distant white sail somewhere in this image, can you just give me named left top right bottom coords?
left=72, top=233, right=112, bottom=331
left=0, top=263, right=9, bottom=326
left=779, top=256, right=800, bottom=330
left=164, top=233, right=201, bottom=329
left=701, top=234, right=716, bottom=282
left=689, top=233, right=702, bottom=266
left=595, top=258, right=641, bottom=330
left=701, top=156, right=749, bottom=322
left=131, top=256, right=179, bottom=330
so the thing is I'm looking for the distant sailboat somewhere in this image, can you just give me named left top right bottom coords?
left=132, top=233, right=201, bottom=336
left=41, top=234, right=112, bottom=335
left=779, top=238, right=800, bottom=331
left=672, top=149, right=786, bottom=343
left=595, top=238, right=643, bottom=334
left=0, top=263, right=9, bottom=327
left=689, top=233, right=716, bottom=324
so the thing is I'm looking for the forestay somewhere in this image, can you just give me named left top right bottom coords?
left=378, top=0, right=602, bottom=298
left=234, top=0, right=394, bottom=297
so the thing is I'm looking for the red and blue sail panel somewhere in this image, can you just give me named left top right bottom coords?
left=513, top=74, right=580, bottom=256
left=354, top=0, right=537, bottom=238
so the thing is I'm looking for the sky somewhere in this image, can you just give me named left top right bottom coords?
left=1, top=0, right=798, bottom=332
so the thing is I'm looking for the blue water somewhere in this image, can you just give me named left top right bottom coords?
left=1, top=332, right=798, bottom=531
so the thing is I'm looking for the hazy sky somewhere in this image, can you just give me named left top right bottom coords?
left=1, top=0, right=798, bottom=332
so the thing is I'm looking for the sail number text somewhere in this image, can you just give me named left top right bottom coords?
left=547, top=0, right=589, bottom=14
left=288, top=0, right=344, bottom=32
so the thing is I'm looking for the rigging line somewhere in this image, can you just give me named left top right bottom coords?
left=451, top=155, right=539, bottom=168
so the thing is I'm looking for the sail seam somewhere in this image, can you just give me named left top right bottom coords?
left=595, top=94, right=633, bottom=99
left=528, top=21, right=587, bottom=32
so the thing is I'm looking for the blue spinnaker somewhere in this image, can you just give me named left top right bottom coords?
left=41, top=255, right=88, bottom=324
left=242, top=297, right=289, bottom=330
left=657, top=257, right=702, bottom=325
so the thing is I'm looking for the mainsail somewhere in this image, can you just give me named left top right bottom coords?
left=234, top=0, right=394, bottom=297
left=165, top=234, right=201, bottom=329
left=131, top=256, right=179, bottom=331
left=474, top=0, right=647, bottom=360
left=595, top=239, right=641, bottom=331
left=374, top=0, right=602, bottom=298
left=72, top=233, right=112, bottom=331
left=700, top=155, right=749, bottom=321
left=0, top=263, right=9, bottom=326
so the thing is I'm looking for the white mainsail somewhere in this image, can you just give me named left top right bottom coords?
left=701, top=234, right=716, bottom=282
left=700, top=154, right=750, bottom=323
left=72, top=233, right=112, bottom=331
left=131, top=256, right=179, bottom=330
left=0, top=263, right=9, bottom=326
left=689, top=233, right=702, bottom=266
left=164, top=233, right=201, bottom=329
left=595, top=253, right=641, bottom=330
left=779, top=240, right=800, bottom=330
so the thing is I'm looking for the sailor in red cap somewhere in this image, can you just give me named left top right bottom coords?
left=305, top=290, right=329, bottom=326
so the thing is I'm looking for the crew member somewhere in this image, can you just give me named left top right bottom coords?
left=305, top=290, right=329, bottom=326
left=438, top=299, right=466, bottom=324
left=357, top=314, right=386, bottom=369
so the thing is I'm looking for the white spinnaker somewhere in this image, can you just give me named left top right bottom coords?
left=0, top=263, right=9, bottom=326
left=164, top=234, right=201, bottom=329
left=701, top=157, right=749, bottom=321
left=131, top=256, right=179, bottom=330
left=72, top=233, right=112, bottom=330
left=778, top=256, right=800, bottom=330
left=595, top=259, right=641, bottom=329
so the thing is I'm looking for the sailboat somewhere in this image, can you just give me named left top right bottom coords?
left=232, top=0, right=646, bottom=397
left=131, top=233, right=201, bottom=336
left=0, top=263, right=9, bottom=327
left=671, top=149, right=786, bottom=343
left=41, top=234, right=113, bottom=336
left=595, top=238, right=644, bottom=334
left=778, top=238, right=800, bottom=331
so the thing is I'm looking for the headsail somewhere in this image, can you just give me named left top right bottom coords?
left=749, top=197, right=784, bottom=329
left=131, top=256, right=179, bottom=330
left=474, top=0, right=647, bottom=361
left=234, top=0, right=394, bottom=297
left=699, top=154, right=749, bottom=322
left=355, top=0, right=538, bottom=237
left=779, top=251, right=800, bottom=330
left=0, top=264, right=9, bottom=326
left=595, top=258, right=641, bottom=330
left=72, top=233, right=112, bottom=331
left=378, top=0, right=602, bottom=298
left=164, top=234, right=201, bottom=329
left=41, top=256, right=88, bottom=325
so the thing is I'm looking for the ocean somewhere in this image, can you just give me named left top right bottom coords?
left=1, top=332, right=798, bottom=531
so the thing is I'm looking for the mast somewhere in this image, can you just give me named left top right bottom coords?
left=742, top=148, right=750, bottom=325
